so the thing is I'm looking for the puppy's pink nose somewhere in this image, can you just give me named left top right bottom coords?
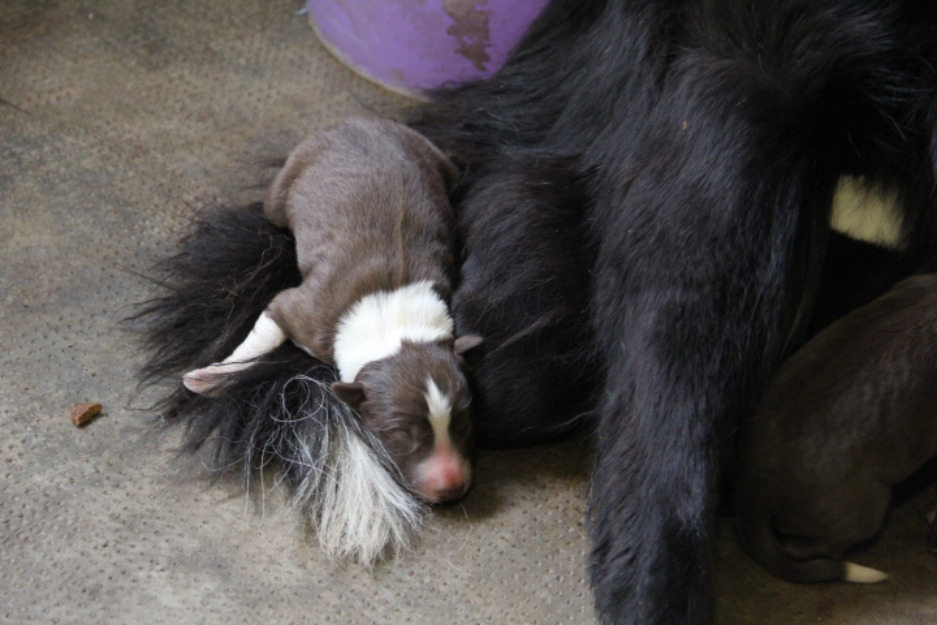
left=418, top=453, right=470, bottom=502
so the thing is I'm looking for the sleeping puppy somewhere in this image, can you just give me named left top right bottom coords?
left=735, top=273, right=937, bottom=583
left=183, top=117, right=481, bottom=503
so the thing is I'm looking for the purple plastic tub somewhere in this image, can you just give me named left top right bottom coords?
left=308, top=0, right=550, bottom=98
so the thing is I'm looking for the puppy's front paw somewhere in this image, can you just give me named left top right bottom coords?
left=183, top=364, right=234, bottom=396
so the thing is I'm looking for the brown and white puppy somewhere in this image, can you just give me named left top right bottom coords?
left=183, top=117, right=481, bottom=503
left=734, top=273, right=937, bottom=584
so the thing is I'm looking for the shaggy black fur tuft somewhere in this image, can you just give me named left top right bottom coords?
left=136, top=202, right=301, bottom=388
left=133, top=203, right=426, bottom=564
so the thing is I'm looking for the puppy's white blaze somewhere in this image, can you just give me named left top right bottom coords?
left=830, top=175, right=903, bottom=248
left=843, top=561, right=889, bottom=584
left=415, top=377, right=471, bottom=500
left=424, top=377, right=453, bottom=450
left=333, top=280, right=454, bottom=382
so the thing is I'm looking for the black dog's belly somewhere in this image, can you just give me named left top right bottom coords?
left=451, top=155, right=599, bottom=447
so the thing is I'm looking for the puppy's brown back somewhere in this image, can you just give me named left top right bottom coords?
left=262, top=117, right=458, bottom=361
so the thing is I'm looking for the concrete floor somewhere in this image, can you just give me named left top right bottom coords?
left=1, top=1, right=935, bottom=623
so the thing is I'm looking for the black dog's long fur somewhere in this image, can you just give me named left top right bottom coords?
left=449, top=154, right=600, bottom=446
left=136, top=203, right=307, bottom=470
left=410, top=1, right=937, bottom=623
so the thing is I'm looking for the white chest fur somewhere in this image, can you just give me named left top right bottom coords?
left=333, top=280, right=454, bottom=382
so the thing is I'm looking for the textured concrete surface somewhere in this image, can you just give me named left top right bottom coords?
left=1, top=2, right=935, bottom=624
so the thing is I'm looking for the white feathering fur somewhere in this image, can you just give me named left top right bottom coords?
left=315, top=431, right=425, bottom=563
left=286, top=375, right=425, bottom=564
left=333, top=280, right=454, bottom=382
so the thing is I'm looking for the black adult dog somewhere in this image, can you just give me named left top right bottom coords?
left=410, top=1, right=937, bottom=623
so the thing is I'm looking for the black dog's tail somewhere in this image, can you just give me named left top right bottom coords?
left=734, top=509, right=888, bottom=584
left=131, top=203, right=425, bottom=564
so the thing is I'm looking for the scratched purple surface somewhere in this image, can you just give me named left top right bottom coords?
left=308, top=0, right=550, bottom=94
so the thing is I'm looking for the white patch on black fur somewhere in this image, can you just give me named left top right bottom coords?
left=333, top=280, right=454, bottom=382
left=843, top=561, right=889, bottom=584
left=830, top=176, right=903, bottom=248
left=286, top=375, right=426, bottom=564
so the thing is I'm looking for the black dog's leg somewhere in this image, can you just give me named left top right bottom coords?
left=587, top=121, right=832, bottom=625
left=581, top=4, right=922, bottom=618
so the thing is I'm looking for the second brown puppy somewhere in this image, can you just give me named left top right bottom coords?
left=735, top=273, right=937, bottom=583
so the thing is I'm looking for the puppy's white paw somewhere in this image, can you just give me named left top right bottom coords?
left=183, top=363, right=240, bottom=396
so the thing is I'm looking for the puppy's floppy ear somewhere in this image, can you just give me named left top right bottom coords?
left=331, top=381, right=367, bottom=409
left=453, top=335, right=483, bottom=355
